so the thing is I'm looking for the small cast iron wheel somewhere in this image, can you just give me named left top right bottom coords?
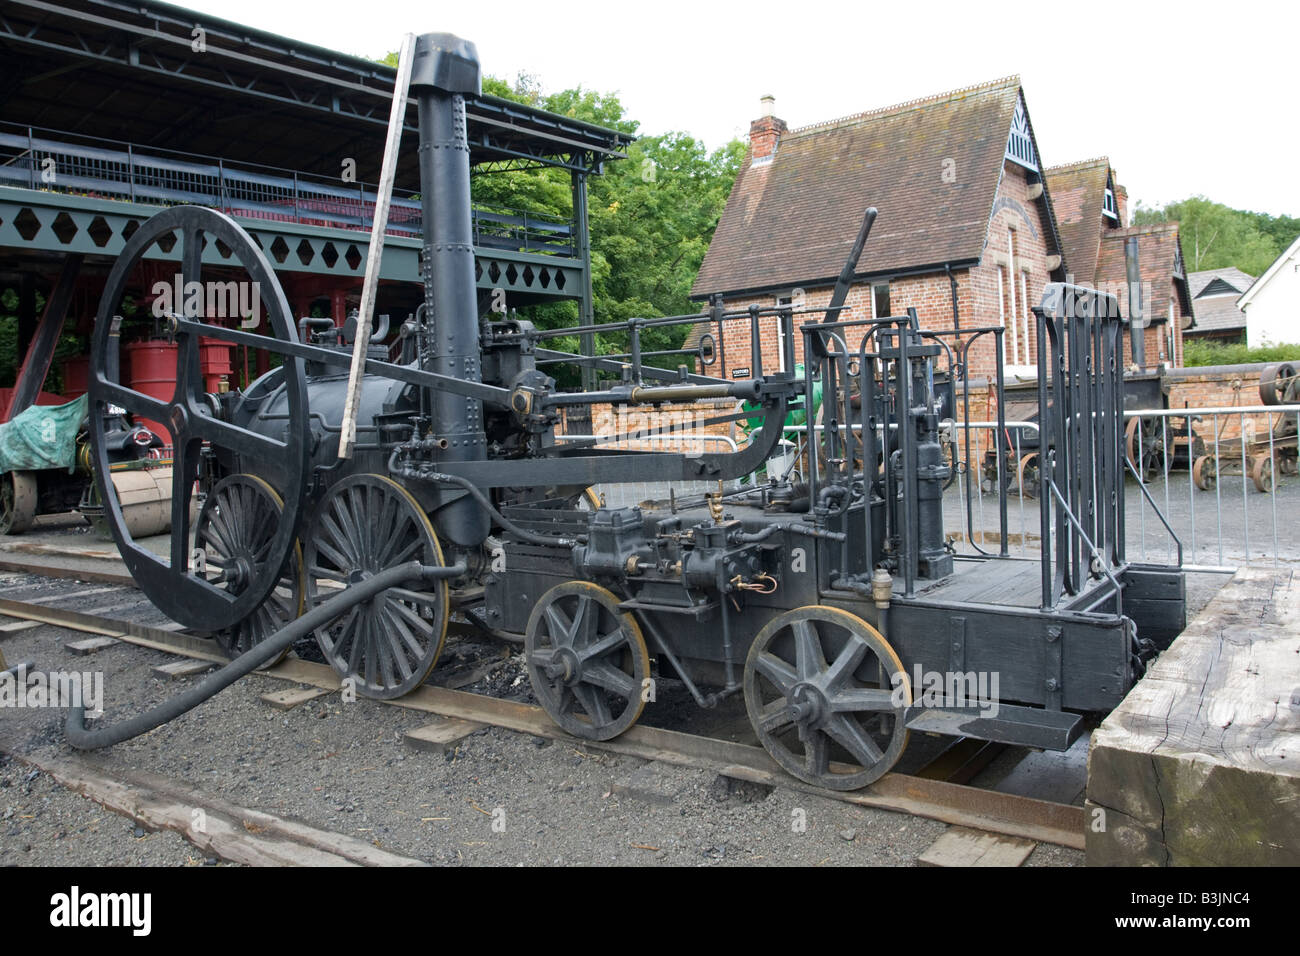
left=194, top=474, right=304, bottom=667
left=744, top=606, right=910, bottom=791
left=1192, top=454, right=1216, bottom=491
left=88, top=205, right=309, bottom=631
left=1017, top=453, right=1040, bottom=499
left=304, top=474, right=449, bottom=699
left=1125, top=418, right=1166, bottom=483
left=1259, top=363, right=1297, bottom=407
left=0, top=471, right=37, bottom=535
left=525, top=581, right=650, bottom=741
left=1251, top=456, right=1274, bottom=494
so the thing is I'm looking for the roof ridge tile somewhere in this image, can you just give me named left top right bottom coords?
left=784, top=75, right=1020, bottom=137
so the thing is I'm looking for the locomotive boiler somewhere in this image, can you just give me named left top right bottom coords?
left=76, top=32, right=1185, bottom=791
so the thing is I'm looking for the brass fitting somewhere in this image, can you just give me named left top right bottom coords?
left=871, top=567, right=893, bottom=609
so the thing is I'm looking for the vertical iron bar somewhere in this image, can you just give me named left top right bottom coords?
left=1036, top=308, right=1051, bottom=607
left=995, top=330, right=1008, bottom=556
left=1240, top=413, right=1249, bottom=560
left=1214, top=414, right=1223, bottom=566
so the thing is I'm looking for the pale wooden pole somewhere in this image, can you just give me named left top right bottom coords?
left=338, top=33, right=415, bottom=459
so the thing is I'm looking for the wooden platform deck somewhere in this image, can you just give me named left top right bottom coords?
left=1086, top=567, right=1299, bottom=866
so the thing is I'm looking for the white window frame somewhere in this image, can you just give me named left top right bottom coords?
left=775, top=295, right=792, bottom=373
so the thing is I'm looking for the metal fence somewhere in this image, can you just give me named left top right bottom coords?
left=742, top=403, right=1298, bottom=571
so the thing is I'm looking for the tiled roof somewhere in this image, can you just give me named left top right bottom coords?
left=1044, top=158, right=1111, bottom=285
left=1188, top=267, right=1255, bottom=299
left=692, top=77, right=1032, bottom=298
left=1185, top=295, right=1247, bottom=333
left=1095, top=223, right=1193, bottom=321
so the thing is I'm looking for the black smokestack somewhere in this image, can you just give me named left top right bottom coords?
left=410, top=33, right=490, bottom=547
left=1125, top=235, right=1145, bottom=368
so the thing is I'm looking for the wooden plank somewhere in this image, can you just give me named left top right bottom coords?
left=66, top=636, right=119, bottom=656
left=0, top=618, right=40, bottom=635
left=0, top=740, right=426, bottom=867
left=404, top=717, right=485, bottom=754
left=918, top=827, right=1036, bottom=867
left=151, top=659, right=215, bottom=679
left=260, top=686, right=333, bottom=711
left=21, top=585, right=122, bottom=606
left=1087, top=568, right=1300, bottom=866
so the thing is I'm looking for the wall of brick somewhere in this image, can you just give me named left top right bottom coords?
left=703, top=159, right=1059, bottom=414
left=1163, top=364, right=1283, bottom=444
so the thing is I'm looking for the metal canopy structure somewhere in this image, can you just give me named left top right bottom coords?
left=0, top=0, right=633, bottom=185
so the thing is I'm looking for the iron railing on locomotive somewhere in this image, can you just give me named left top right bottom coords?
left=525, top=297, right=1196, bottom=611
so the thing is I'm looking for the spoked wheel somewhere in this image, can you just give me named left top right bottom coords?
left=194, top=474, right=304, bottom=667
left=0, top=471, right=37, bottom=535
left=1017, top=453, right=1040, bottom=499
left=1259, top=363, right=1297, bottom=406
left=88, top=205, right=308, bottom=631
left=1251, top=456, right=1274, bottom=494
left=304, top=474, right=449, bottom=699
left=744, top=606, right=910, bottom=791
left=525, top=581, right=650, bottom=741
left=1125, top=418, right=1166, bottom=483
left=1192, top=454, right=1217, bottom=491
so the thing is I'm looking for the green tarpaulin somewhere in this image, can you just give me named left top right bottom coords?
left=0, top=395, right=88, bottom=474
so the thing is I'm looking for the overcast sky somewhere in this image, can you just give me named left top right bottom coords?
left=185, top=0, right=1298, bottom=218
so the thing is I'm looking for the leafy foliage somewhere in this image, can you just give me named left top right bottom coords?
left=1133, top=196, right=1298, bottom=276
left=381, top=59, right=745, bottom=383
left=1182, top=338, right=1300, bottom=367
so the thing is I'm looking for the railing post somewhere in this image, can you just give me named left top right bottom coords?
left=293, top=171, right=300, bottom=223
left=28, top=127, right=35, bottom=189
left=127, top=144, right=135, bottom=202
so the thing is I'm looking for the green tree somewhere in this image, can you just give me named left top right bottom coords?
left=1132, top=196, right=1286, bottom=275
left=378, top=53, right=745, bottom=379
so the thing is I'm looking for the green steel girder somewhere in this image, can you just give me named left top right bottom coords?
left=0, top=186, right=584, bottom=301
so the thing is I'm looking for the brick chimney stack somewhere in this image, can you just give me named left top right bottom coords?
left=749, top=95, right=787, bottom=166
left=1114, top=183, right=1129, bottom=227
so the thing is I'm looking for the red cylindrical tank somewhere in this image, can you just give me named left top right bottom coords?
left=124, top=339, right=177, bottom=445
left=62, top=355, right=90, bottom=400
left=200, top=339, right=234, bottom=393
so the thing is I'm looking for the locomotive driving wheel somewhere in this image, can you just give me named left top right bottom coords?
left=304, top=474, right=449, bottom=700
left=525, top=581, right=650, bottom=741
left=744, top=606, right=910, bottom=791
left=194, top=474, right=304, bottom=667
left=87, top=205, right=308, bottom=631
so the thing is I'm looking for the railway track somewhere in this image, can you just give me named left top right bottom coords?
left=0, top=569, right=1086, bottom=852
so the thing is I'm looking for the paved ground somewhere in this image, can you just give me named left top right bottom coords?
left=947, top=470, right=1299, bottom=568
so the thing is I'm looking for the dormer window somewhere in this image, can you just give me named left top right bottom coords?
left=1103, top=186, right=1118, bottom=221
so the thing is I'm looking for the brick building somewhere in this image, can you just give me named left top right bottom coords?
left=1045, top=157, right=1194, bottom=367
left=690, top=78, right=1067, bottom=382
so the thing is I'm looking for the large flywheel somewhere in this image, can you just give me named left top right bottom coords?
left=304, top=474, right=450, bottom=699
left=88, top=206, right=309, bottom=631
left=744, top=606, right=910, bottom=790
